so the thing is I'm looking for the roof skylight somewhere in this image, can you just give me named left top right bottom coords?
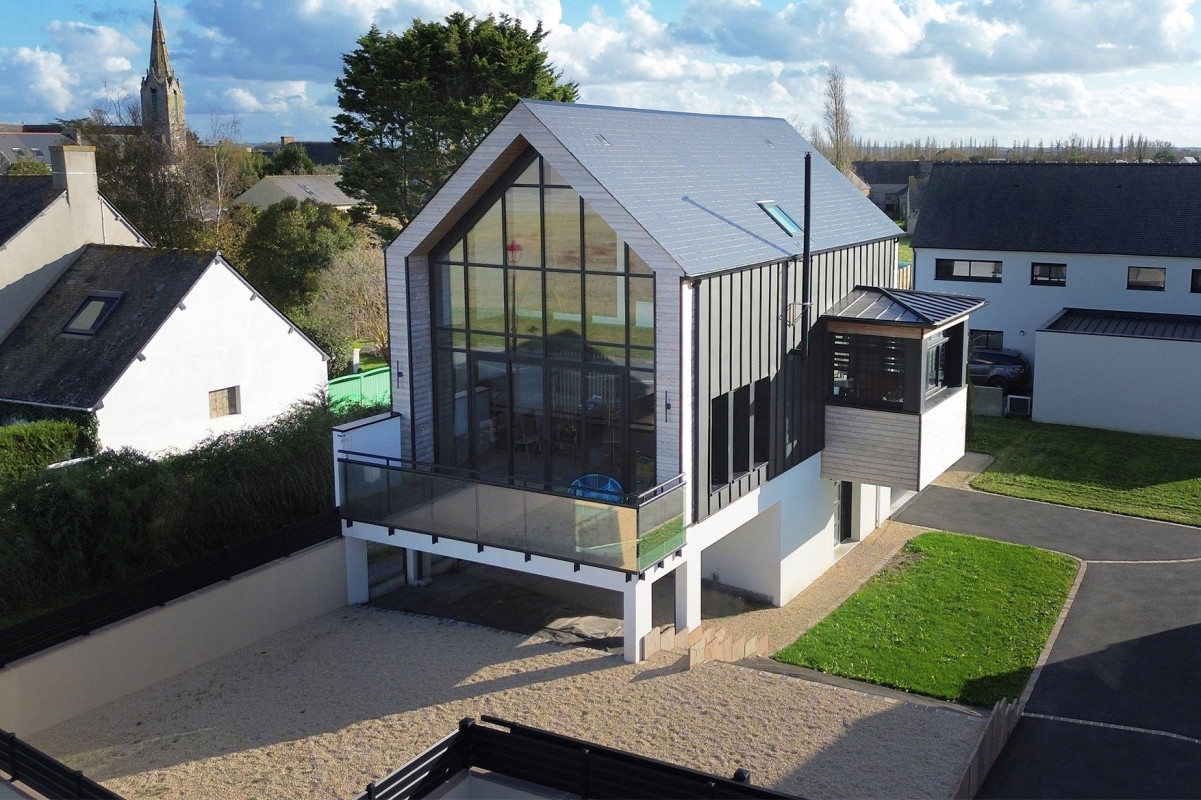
left=63, top=294, right=121, bottom=336
left=759, top=201, right=802, bottom=236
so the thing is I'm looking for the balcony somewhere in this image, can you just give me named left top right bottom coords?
left=336, top=450, right=685, bottom=574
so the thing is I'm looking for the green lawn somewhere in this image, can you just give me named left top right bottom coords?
left=775, top=532, right=1077, bottom=706
left=969, top=416, right=1201, bottom=526
left=898, top=233, right=913, bottom=263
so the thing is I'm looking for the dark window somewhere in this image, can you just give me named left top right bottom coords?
left=1191, top=270, right=1201, bottom=293
left=63, top=295, right=121, bottom=335
left=753, top=377, right=770, bottom=466
left=926, top=335, right=948, bottom=395
left=732, top=385, right=750, bottom=476
left=710, top=394, right=730, bottom=487
left=970, top=329, right=1003, bottom=350
left=831, top=332, right=906, bottom=408
left=935, top=258, right=1002, bottom=282
left=1128, top=266, right=1166, bottom=291
left=1031, top=262, right=1066, bottom=286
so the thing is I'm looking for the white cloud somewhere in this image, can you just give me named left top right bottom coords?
left=0, top=47, right=76, bottom=113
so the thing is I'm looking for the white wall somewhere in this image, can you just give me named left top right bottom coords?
left=0, top=147, right=144, bottom=341
left=0, top=538, right=347, bottom=737
left=692, top=452, right=845, bottom=606
left=96, top=260, right=327, bottom=454
left=914, top=247, right=1201, bottom=364
left=1033, top=330, right=1201, bottom=439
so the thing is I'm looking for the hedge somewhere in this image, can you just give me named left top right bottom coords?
left=0, top=419, right=89, bottom=488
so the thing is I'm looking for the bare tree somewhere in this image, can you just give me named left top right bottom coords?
left=823, top=65, right=855, bottom=174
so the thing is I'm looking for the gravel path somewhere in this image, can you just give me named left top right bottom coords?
left=30, top=606, right=983, bottom=800
left=27, top=467, right=999, bottom=800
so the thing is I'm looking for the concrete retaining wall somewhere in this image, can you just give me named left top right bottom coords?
left=0, top=538, right=348, bottom=737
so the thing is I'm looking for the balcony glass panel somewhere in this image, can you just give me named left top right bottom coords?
left=339, top=457, right=684, bottom=572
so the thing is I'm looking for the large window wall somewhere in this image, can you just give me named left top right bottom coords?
left=432, top=154, right=656, bottom=494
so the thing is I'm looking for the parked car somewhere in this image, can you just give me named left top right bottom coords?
left=969, top=348, right=1031, bottom=393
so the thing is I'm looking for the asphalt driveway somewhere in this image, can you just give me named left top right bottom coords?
left=898, top=485, right=1201, bottom=798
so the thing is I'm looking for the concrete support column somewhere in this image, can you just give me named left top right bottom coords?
left=675, top=556, right=702, bottom=633
left=622, top=576, right=653, bottom=663
left=345, top=537, right=369, bottom=604
left=406, top=549, right=433, bottom=586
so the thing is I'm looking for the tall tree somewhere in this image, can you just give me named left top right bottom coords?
left=823, top=65, right=855, bottom=175
left=333, top=13, right=578, bottom=224
left=266, top=143, right=315, bottom=176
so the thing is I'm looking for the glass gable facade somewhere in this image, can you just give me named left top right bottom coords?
left=432, top=154, right=657, bottom=494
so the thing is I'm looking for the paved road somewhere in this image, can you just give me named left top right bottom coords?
left=898, top=487, right=1201, bottom=798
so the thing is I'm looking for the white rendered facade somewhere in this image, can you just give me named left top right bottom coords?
left=915, top=247, right=1201, bottom=365
left=96, top=259, right=328, bottom=454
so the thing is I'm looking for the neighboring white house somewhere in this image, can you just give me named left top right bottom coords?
left=0, top=145, right=147, bottom=342
left=332, top=100, right=984, bottom=662
left=912, top=162, right=1201, bottom=438
left=234, top=174, right=356, bottom=212
left=0, top=244, right=329, bottom=454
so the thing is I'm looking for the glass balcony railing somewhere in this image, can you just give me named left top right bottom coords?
left=337, top=452, right=686, bottom=573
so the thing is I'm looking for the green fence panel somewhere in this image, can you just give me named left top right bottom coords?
left=329, top=366, right=391, bottom=407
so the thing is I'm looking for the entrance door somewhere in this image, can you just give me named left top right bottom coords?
left=835, top=481, right=854, bottom=544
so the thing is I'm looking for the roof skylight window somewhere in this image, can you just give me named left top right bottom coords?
left=63, top=294, right=121, bottom=335
left=759, top=201, right=802, bottom=236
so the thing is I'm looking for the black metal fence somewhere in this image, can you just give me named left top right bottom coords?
left=1, top=728, right=122, bottom=799
left=0, top=511, right=340, bottom=668
left=358, top=716, right=800, bottom=800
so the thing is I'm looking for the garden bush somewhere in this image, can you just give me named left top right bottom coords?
left=0, top=399, right=383, bottom=625
left=0, top=419, right=90, bottom=488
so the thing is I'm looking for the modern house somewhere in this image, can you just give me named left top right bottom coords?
left=912, top=162, right=1201, bottom=438
left=234, top=174, right=357, bottom=212
left=333, top=100, right=984, bottom=661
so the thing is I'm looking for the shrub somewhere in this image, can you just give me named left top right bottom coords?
left=0, top=399, right=383, bottom=625
left=0, top=419, right=88, bottom=488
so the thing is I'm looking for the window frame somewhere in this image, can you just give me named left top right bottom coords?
left=62, top=293, right=122, bottom=336
left=970, top=329, right=1004, bottom=350
left=1127, top=266, right=1166, bottom=291
left=1190, top=269, right=1201, bottom=294
left=934, top=258, right=1003, bottom=283
left=1030, top=262, right=1066, bottom=287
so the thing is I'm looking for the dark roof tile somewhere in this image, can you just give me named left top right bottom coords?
left=0, top=176, right=61, bottom=245
left=912, top=162, right=1201, bottom=258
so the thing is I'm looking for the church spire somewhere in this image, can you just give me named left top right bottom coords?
left=140, top=1, right=186, bottom=152
left=148, top=0, right=172, bottom=82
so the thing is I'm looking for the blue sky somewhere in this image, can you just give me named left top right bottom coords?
left=1, top=0, right=1199, bottom=147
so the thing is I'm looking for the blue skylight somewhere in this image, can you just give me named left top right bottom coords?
left=759, top=201, right=802, bottom=236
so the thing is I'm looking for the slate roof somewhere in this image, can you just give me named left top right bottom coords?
left=912, top=162, right=1201, bottom=258
left=235, top=174, right=355, bottom=208
left=825, top=286, right=987, bottom=327
left=258, top=141, right=343, bottom=165
left=853, top=160, right=921, bottom=187
left=1041, top=308, right=1201, bottom=342
left=0, top=245, right=215, bottom=409
left=0, top=132, right=69, bottom=171
left=521, top=100, right=900, bottom=276
left=0, top=176, right=61, bottom=245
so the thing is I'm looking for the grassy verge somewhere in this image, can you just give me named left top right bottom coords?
left=774, top=532, right=1077, bottom=706
left=969, top=416, right=1201, bottom=526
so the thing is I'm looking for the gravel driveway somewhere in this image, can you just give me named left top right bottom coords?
left=29, top=604, right=984, bottom=799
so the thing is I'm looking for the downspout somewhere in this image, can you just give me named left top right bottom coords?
left=802, top=151, right=812, bottom=359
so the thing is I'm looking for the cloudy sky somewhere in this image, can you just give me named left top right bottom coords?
left=1, top=0, right=1199, bottom=147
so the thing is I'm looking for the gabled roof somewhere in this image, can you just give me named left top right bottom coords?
left=0, top=245, right=215, bottom=409
left=0, top=176, right=61, bottom=244
left=1041, top=308, right=1201, bottom=342
left=235, top=174, right=355, bottom=208
left=397, top=100, right=900, bottom=277
left=825, top=286, right=987, bottom=327
left=853, top=160, right=922, bottom=187
left=0, top=132, right=69, bottom=171
left=912, top=163, right=1201, bottom=258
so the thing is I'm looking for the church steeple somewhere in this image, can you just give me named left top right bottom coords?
left=140, top=1, right=186, bottom=152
